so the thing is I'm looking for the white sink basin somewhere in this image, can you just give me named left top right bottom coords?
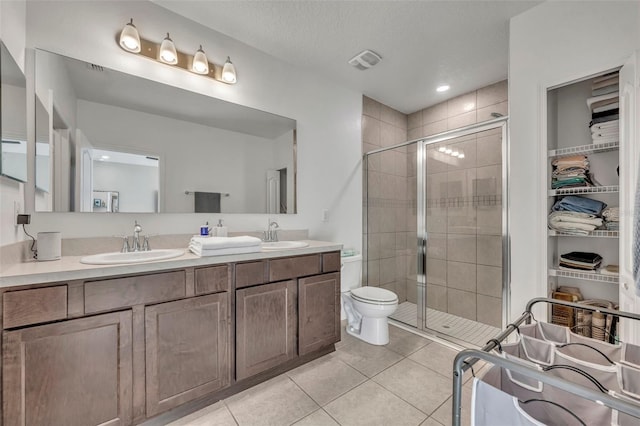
left=262, top=241, right=309, bottom=250
left=80, top=249, right=185, bottom=265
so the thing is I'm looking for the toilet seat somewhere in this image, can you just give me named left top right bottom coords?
left=351, top=287, right=398, bottom=305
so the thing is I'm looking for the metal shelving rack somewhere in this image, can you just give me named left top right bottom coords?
left=548, top=229, right=619, bottom=238
left=548, top=268, right=619, bottom=284
left=548, top=185, right=619, bottom=196
left=548, top=141, right=619, bottom=158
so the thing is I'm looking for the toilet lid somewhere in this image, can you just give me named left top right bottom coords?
left=351, top=287, right=398, bottom=304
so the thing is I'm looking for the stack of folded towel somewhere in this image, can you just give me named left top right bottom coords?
left=602, top=206, right=620, bottom=231
left=548, top=211, right=603, bottom=235
left=590, top=119, right=619, bottom=144
left=548, top=196, right=607, bottom=235
left=551, top=195, right=606, bottom=215
left=189, top=236, right=262, bottom=257
left=588, top=71, right=619, bottom=131
left=559, top=251, right=603, bottom=273
left=551, top=155, right=594, bottom=189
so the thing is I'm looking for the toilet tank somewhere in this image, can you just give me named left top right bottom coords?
left=340, top=254, right=362, bottom=292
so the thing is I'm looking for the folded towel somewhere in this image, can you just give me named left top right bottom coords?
left=189, top=244, right=261, bottom=257
left=602, top=207, right=620, bottom=222
left=591, top=85, right=618, bottom=97
left=587, top=92, right=619, bottom=109
left=190, top=235, right=262, bottom=251
left=593, top=72, right=619, bottom=84
left=590, top=115, right=620, bottom=127
left=591, top=127, right=619, bottom=137
left=592, top=76, right=618, bottom=90
left=590, top=119, right=619, bottom=131
left=593, top=102, right=619, bottom=114
left=591, top=135, right=619, bottom=144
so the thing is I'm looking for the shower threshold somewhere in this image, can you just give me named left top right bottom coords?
left=391, top=301, right=501, bottom=347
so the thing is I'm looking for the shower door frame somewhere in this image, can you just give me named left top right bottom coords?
left=416, top=116, right=510, bottom=335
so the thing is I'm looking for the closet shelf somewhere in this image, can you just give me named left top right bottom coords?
left=548, top=141, right=619, bottom=158
left=548, top=185, right=619, bottom=196
left=548, top=230, right=619, bottom=238
left=548, top=268, right=619, bottom=284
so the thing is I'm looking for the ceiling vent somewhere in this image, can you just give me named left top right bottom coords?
left=348, top=50, right=382, bottom=71
left=86, top=63, right=104, bottom=72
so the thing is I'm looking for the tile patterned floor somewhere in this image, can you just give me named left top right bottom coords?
left=168, top=324, right=477, bottom=426
left=391, top=302, right=501, bottom=348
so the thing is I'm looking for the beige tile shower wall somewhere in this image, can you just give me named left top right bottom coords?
left=409, top=80, right=507, bottom=328
left=362, top=97, right=409, bottom=303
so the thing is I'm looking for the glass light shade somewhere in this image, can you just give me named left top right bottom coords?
left=445, top=148, right=452, bottom=154
left=119, top=19, right=141, bottom=53
left=438, top=147, right=446, bottom=152
left=192, top=46, right=209, bottom=74
left=458, top=153, right=465, bottom=159
left=221, top=57, right=237, bottom=84
left=159, top=33, right=178, bottom=65
left=451, top=151, right=459, bottom=157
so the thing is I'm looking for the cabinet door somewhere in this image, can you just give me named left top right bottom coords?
left=145, top=293, right=230, bottom=417
left=236, top=281, right=297, bottom=380
left=298, top=273, right=340, bottom=355
left=3, top=311, right=133, bottom=426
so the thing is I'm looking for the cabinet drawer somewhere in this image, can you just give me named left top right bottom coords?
left=3, top=285, right=68, bottom=329
left=269, top=255, right=321, bottom=282
left=84, top=271, right=186, bottom=313
left=235, top=261, right=268, bottom=289
left=322, top=252, right=341, bottom=273
left=195, top=265, right=230, bottom=295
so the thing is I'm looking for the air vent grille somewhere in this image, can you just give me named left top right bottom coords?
left=348, top=50, right=382, bottom=70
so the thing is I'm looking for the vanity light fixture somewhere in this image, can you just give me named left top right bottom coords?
left=119, top=19, right=141, bottom=53
left=221, top=57, right=237, bottom=84
left=116, top=20, right=237, bottom=84
left=159, top=33, right=178, bottom=65
left=192, top=45, right=209, bottom=74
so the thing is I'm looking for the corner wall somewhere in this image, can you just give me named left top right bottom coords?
left=509, top=1, right=640, bottom=319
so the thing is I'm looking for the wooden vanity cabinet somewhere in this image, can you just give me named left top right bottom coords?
left=298, top=272, right=341, bottom=356
left=145, top=292, right=230, bottom=417
left=235, top=280, right=297, bottom=381
left=2, top=310, right=133, bottom=426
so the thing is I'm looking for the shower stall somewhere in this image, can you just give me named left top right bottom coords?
left=363, top=117, right=509, bottom=346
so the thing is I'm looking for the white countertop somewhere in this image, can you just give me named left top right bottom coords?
left=0, top=240, right=342, bottom=289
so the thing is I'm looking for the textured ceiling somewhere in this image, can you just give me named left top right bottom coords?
left=156, top=1, right=541, bottom=114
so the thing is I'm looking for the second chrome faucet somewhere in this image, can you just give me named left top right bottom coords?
left=121, top=220, right=151, bottom=252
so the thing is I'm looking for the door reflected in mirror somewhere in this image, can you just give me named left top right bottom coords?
left=34, top=49, right=297, bottom=214
left=1, top=42, right=28, bottom=182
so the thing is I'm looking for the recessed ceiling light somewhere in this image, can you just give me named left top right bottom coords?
left=436, top=85, right=450, bottom=92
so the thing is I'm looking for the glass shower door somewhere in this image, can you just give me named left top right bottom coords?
left=418, top=120, right=508, bottom=345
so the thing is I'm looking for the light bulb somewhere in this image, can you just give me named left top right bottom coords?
left=438, top=147, right=446, bottom=152
left=119, top=19, right=141, bottom=53
left=221, top=57, right=237, bottom=84
left=445, top=148, right=452, bottom=154
left=451, top=151, right=459, bottom=157
left=436, top=84, right=450, bottom=92
left=159, top=33, right=178, bottom=65
left=458, top=153, right=465, bottom=159
left=192, top=45, right=209, bottom=74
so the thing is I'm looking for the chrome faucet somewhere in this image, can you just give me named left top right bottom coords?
left=263, top=220, right=279, bottom=242
left=131, top=220, right=143, bottom=252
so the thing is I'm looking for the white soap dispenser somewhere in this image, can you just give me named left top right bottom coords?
left=216, top=219, right=228, bottom=237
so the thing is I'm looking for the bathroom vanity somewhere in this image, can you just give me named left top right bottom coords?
left=0, top=242, right=341, bottom=425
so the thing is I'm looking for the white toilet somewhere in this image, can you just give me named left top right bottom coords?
left=341, top=254, right=398, bottom=345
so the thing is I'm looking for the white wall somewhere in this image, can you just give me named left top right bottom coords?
left=0, top=0, right=27, bottom=246
left=93, top=162, right=158, bottom=212
left=11, top=0, right=362, bottom=251
left=509, top=1, right=640, bottom=319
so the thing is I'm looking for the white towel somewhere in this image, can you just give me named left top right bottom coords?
left=591, top=135, right=619, bottom=144
left=548, top=211, right=602, bottom=235
left=591, top=119, right=619, bottom=131
left=587, top=92, right=619, bottom=109
left=189, top=244, right=261, bottom=257
left=593, top=102, right=619, bottom=114
left=190, top=235, right=262, bottom=250
left=591, top=127, right=619, bottom=137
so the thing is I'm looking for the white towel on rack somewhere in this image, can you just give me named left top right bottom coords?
left=189, top=244, right=261, bottom=257
left=590, top=119, right=619, bottom=131
left=587, top=92, right=619, bottom=110
left=190, top=235, right=262, bottom=251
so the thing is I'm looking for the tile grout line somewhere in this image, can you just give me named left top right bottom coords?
left=222, top=400, right=241, bottom=426
left=284, top=376, right=322, bottom=425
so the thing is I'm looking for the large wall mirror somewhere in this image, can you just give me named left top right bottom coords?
left=1, top=42, right=28, bottom=183
left=34, top=49, right=297, bottom=214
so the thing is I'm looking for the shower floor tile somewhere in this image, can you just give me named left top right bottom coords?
left=391, top=301, right=501, bottom=347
